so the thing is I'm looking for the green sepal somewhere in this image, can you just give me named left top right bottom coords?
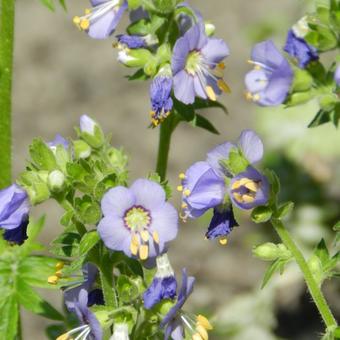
left=127, top=0, right=142, bottom=10
left=291, top=68, right=313, bottom=92
left=75, top=195, right=101, bottom=225
left=220, top=148, right=249, bottom=176
left=79, top=231, right=100, bottom=256
left=261, top=258, right=289, bottom=288
left=152, top=0, right=177, bottom=14
left=50, top=232, right=81, bottom=257
left=251, top=205, right=272, bottom=223
left=29, top=138, right=57, bottom=171
left=274, top=201, right=294, bottom=220
left=117, top=275, right=143, bottom=304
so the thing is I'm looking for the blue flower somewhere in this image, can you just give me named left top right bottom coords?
left=143, top=254, right=177, bottom=309
left=284, top=29, right=318, bottom=68
left=245, top=40, right=293, bottom=106
left=116, top=34, right=147, bottom=49
left=3, top=218, right=29, bottom=245
left=335, top=65, right=340, bottom=87
left=47, top=134, right=69, bottom=150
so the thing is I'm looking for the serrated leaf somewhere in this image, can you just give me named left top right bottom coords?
left=251, top=206, right=272, bottom=223
left=17, top=280, right=64, bottom=320
left=79, top=231, right=100, bottom=256
left=0, top=294, right=18, bottom=339
left=191, top=114, right=219, bottom=134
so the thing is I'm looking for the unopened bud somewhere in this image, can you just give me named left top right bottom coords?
left=110, top=323, right=130, bottom=340
left=253, top=242, right=280, bottom=261
left=73, top=140, right=91, bottom=159
left=118, top=48, right=153, bottom=68
left=292, top=69, right=313, bottom=92
left=79, top=115, right=104, bottom=148
left=47, top=170, right=66, bottom=193
left=205, top=22, right=215, bottom=36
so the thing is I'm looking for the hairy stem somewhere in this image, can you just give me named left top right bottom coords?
left=0, top=0, right=15, bottom=188
left=271, top=218, right=337, bottom=329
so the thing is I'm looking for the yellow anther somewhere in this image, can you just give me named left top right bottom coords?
left=254, top=64, right=262, bottom=70
left=85, top=8, right=92, bottom=14
left=218, top=62, right=225, bottom=70
left=139, top=245, right=149, bottom=260
left=217, top=79, right=231, bottom=93
left=140, top=230, right=149, bottom=242
left=196, top=324, right=209, bottom=340
left=197, top=315, right=213, bottom=330
left=205, top=86, right=216, bottom=101
left=56, top=261, right=64, bottom=271
left=252, top=93, right=260, bottom=101
left=48, top=275, right=59, bottom=285
left=192, top=333, right=204, bottom=340
left=177, top=185, right=183, bottom=192
left=219, top=237, right=228, bottom=246
left=149, top=111, right=155, bottom=117
left=153, top=231, right=160, bottom=244
left=178, top=173, right=186, bottom=180
left=181, top=202, right=188, bottom=209
left=183, top=189, right=191, bottom=196
left=231, top=180, right=242, bottom=190
left=55, top=270, right=63, bottom=278
left=245, top=92, right=253, bottom=101
left=56, top=334, right=71, bottom=340
left=233, top=192, right=243, bottom=203
left=244, top=181, right=258, bottom=192
left=73, top=16, right=81, bottom=25
left=80, top=19, right=90, bottom=30
left=242, top=194, right=255, bottom=203
left=247, top=59, right=254, bottom=65
left=130, top=240, right=139, bottom=256
left=131, top=234, right=139, bottom=245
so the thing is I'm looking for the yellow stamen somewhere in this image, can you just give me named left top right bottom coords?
left=48, top=275, right=59, bottom=285
left=56, top=261, right=64, bottom=271
left=252, top=93, right=260, bottom=101
left=242, top=194, right=255, bottom=203
left=56, top=334, right=71, bottom=340
left=177, top=185, right=183, bottom=192
left=192, top=333, right=204, bottom=340
left=244, top=181, right=258, bottom=192
left=140, top=230, right=149, bottom=242
left=130, top=241, right=139, bottom=256
left=178, top=173, right=186, bottom=180
left=73, top=16, right=81, bottom=25
left=245, top=92, right=253, bottom=101
left=80, top=19, right=90, bottom=30
left=218, top=62, right=225, bottom=70
left=233, top=192, right=243, bottom=203
left=219, top=237, right=228, bottom=246
left=205, top=86, right=216, bottom=101
left=55, top=270, right=63, bottom=278
left=254, top=65, right=262, bottom=70
left=183, top=189, right=191, bottom=196
left=153, top=231, right=160, bottom=244
left=217, top=79, right=231, bottom=93
left=131, top=234, right=139, bottom=245
left=181, top=202, right=188, bottom=209
left=196, top=325, right=209, bottom=340
left=149, top=111, right=155, bottom=117
left=197, top=315, right=213, bottom=330
left=139, top=245, right=149, bottom=260
left=85, top=8, right=92, bottom=15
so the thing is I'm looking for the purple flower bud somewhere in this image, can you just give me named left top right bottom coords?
left=79, top=115, right=105, bottom=148
left=245, top=40, right=293, bottom=106
left=80, top=115, right=96, bottom=135
left=47, top=134, right=69, bottom=151
left=116, top=34, right=146, bottom=49
left=284, top=30, right=318, bottom=68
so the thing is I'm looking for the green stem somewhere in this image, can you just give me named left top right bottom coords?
left=0, top=0, right=15, bottom=189
left=271, top=218, right=337, bottom=329
left=155, top=114, right=179, bottom=181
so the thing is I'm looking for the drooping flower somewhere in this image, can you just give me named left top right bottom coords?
left=245, top=40, right=293, bottom=106
left=178, top=161, right=225, bottom=221
left=172, top=23, right=230, bottom=105
left=73, top=0, right=128, bottom=40
left=149, top=65, right=173, bottom=126
left=0, top=184, right=29, bottom=231
left=58, top=289, right=103, bottom=340
left=3, top=218, right=29, bottom=245
left=160, top=269, right=212, bottom=340
left=205, top=206, right=238, bottom=245
left=98, top=179, right=178, bottom=261
left=335, top=65, right=340, bottom=87
left=47, top=134, right=69, bottom=151
left=229, top=166, right=269, bottom=210
left=284, top=30, right=318, bottom=68
left=110, top=323, right=130, bottom=340
left=143, top=254, right=177, bottom=309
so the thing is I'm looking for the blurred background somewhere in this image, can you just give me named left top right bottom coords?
left=13, top=0, right=339, bottom=339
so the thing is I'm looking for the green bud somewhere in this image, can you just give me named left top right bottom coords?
left=155, top=299, right=175, bottom=317
left=152, top=0, right=176, bottom=13
left=156, top=44, right=171, bottom=64
left=47, top=170, right=66, bottom=193
left=319, top=94, right=337, bottom=111
left=287, top=91, right=313, bottom=106
left=308, top=254, right=323, bottom=284
left=118, top=48, right=153, bottom=68
left=144, top=56, right=159, bottom=76
left=292, top=69, right=313, bottom=92
left=205, top=22, right=215, bottom=36
left=253, top=242, right=281, bottom=261
left=127, top=0, right=142, bottom=10
left=93, top=310, right=113, bottom=330
left=277, top=244, right=292, bottom=260
left=73, top=140, right=92, bottom=159
left=108, top=148, right=128, bottom=171
left=79, top=115, right=105, bottom=148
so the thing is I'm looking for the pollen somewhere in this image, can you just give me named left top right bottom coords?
left=217, top=79, right=231, bottom=93
left=130, top=239, right=139, bottom=255
left=245, top=92, right=253, bottom=101
left=55, top=270, right=63, bottom=278
left=153, top=231, right=160, bottom=244
left=179, top=173, right=186, bottom=180
left=242, top=194, right=255, bottom=203
left=56, top=334, right=71, bottom=340
left=218, top=62, right=225, bottom=70
left=139, top=244, right=149, bottom=260
left=244, top=181, right=258, bottom=192
left=140, top=230, right=149, bottom=242
left=197, top=315, right=213, bottom=330
left=55, top=261, right=64, bottom=271
left=177, top=185, right=183, bottom=192
left=219, top=237, right=228, bottom=246
left=181, top=202, right=188, bottom=209
left=73, top=16, right=81, bottom=25
left=48, top=275, right=59, bottom=285
left=85, top=8, right=92, bottom=15
left=252, top=93, right=260, bottom=101
left=80, top=19, right=90, bottom=30
left=196, top=325, right=209, bottom=340
left=205, top=86, right=217, bottom=101
left=192, top=333, right=204, bottom=340
left=183, top=189, right=191, bottom=196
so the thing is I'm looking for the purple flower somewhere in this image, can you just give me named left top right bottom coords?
left=3, top=218, right=28, bottom=245
left=143, top=254, right=177, bottom=309
left=172, top=23, right=230, bottom=104
left=335, top=66, right=340, bottom=86
left=73, top=0, right=128, bottom=40
left=205, top=206, right=238, bottom=242
left=245, top=40, right=293, bottom=106
left=178, top=161, right=225, bottom=220
left=64, top=263, right=103, bottom=309
left=149, top=73, right=173, bottom=126
left=160, top=269, right=213, bottom=340
left=229, top=166, right=269, bottom=210
left=284, top=30, right=318, bottom=68
left=98, top=179, right=178, bottom=261
left=116, top=34, right=147, bottom=49
left=60, top=289, right=103, bottom=340
left=47, top=134, right=69, bottom=150
left=0, top=184, right=29, bottom=231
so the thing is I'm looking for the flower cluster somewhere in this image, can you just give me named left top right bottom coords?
left=178, top=130, right=269, bottom=244
left=73, top=1, right=230, bottom=126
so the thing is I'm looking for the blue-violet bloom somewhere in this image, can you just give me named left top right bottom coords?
left=229, top=166, right=269, bottom=210
left=98, top=179, right=178, bottom=260
left=116, top=34, right=146, bottom=49
left=172, top=23, right=230, bottom=104
left=59, top=289, right=103, bottom=340
left=47, top=134, right=69, bottom=151
left=73, top=0, right=128, bottom=40
left=335, top=65, right=340, bottom=87
left=245, top=40, right=293, bottom=106
left=3, top=218, right=29, bottom=245
left=143, top=253, right=177, bottom=309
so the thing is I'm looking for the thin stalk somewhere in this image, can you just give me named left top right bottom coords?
left=271, top=218, right=337, bottom=329
left=0, top=0, right=15, bottom=188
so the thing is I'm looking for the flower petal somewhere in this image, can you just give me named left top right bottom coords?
left=173, top=70, right=195, bottom=104
left=101, top=186, right=135, bottom=217
left=172, top=35, right=190, bottom=75
left=206, top=142, right=235, bottom=176
left=238, top=129, right=264, bottom=164
left=201, top=37, right=229, bottom=64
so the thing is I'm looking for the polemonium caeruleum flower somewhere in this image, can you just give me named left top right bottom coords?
left=245, top=40, right=293, bottom=106
left=149, top=65, right=173, bottom=126
left=176, top=2, right=203, bottom=34
left=58, top=289, right=103, bottom=340
left=98, top=179, right=178, bottom=261
left=73, top=0, right=128, bottom=40
left=116, top=34, right=147, bottom=49
left=47, top=134, right=69, bottom=151
left=229, top=166, right=269, bottom=210
left=172, top=23, right=230, bottom=104
left=335, top=66, right=340, bottom=86
left=160, top=269, right=212, bottom=340
left=3, top=218, right=28, bottom=245
left=143, top=254, right=177, bottom=309
left=284, top=30, right=318, bottom=68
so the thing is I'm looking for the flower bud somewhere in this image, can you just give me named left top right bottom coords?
left=73, top=140, right=92, bottom=159
left=79, top=115, right=105, bottom=148
left=308, top=254, right=323, bottom=285
left=253, top=242, right=281, bottom=261
left=152, top=0, right=176, bottom=14
left=287, top=91, right=313, bottom=106
left=47, top=170, right=66, bottom=193
left=292, top=69, right=313, bottom=92
left=118, top=48, right=153, bottom=68
left=204, top=22, right=215, bottom=36
left=319, top=94, right=337, bottom=111
left=156, top=44, right=171, bottom=64
left=110, top=323, right=130, bottom=340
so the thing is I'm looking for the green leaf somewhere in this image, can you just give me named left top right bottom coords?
left=17, top=280, right=64, bottom=320
left=191, top=114, right=219, bottom=134
left=117, top=275, right=141, bottom=304
left=50, top=232, right=81, bottom=257
left=75, top=196, right=102, bottom=225
left=126, top=68, right=148, bottom=81
left=29, top=138, right=57, bottom=171
left=308, top=109, right=331, bottom=128
left=26, top=216, right=45, bottom=242
left=173, top=98, right=195, bottom=121
left=79, top=231, right=100, bottom=256
left=39, top=0, right=55, bottom=10
left=274, top=201, right=294, bottom=220
left=251, top=206, right=272, bottom=223
left=221, top=148, right=249, bottom=175
left=261, top=259, right=286, bottom=288
left=46, top=324, right=66, bottom=340
left=0, top=294, right=18, bottom=339
left=315, top=239, right=330, bottom=266
left=193, top=97, right=228, bottom=114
